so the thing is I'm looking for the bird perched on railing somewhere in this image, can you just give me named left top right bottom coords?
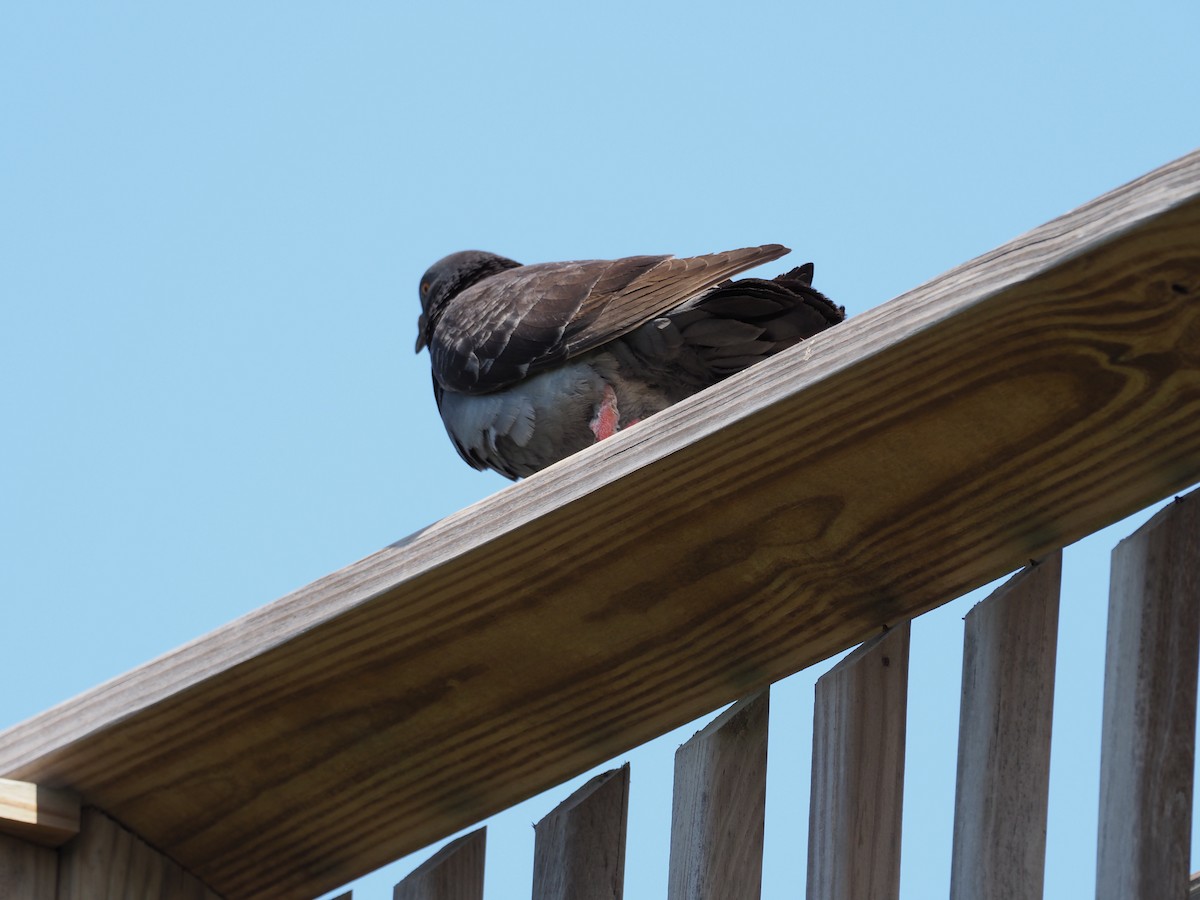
left=415, top=244, right=844, bottom=479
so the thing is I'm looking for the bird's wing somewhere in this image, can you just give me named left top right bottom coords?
left=430, top=244, right=790, bottom=394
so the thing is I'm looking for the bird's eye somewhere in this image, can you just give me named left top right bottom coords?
left=420, top=281, right=431, bottom=297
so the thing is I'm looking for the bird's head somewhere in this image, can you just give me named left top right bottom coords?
left=415, top=250, right=522, bottom=352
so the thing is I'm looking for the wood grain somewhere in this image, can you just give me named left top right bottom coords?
left=806, top=622, right=909, bottom=900
left=532, top=765, right=628, bottom=900
left=667, top=690, right=769, bottom=900
left=57, top=806, right=222, bottom=900
left=392, top=829, right=484, bottom=900
left=1095, top=494, right=1200, bottom=900
left=0, top=151, right=1198, bottom=899
left=949, top=555, right=1061, bottom=900
left=0, top=777, right=79, bottom=847
left=0, top=833, right=57, bottom=900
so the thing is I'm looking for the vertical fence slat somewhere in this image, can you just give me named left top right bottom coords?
left=949, top=554, right=1061, bottom=900
left=532, top=764, right=629, bottom=900
left=0, top=833, right=57, bottom=900
left=1095, top=495, right=1200, bottom=900
left=806, top=620, right=909, bottom=900
left=393, top=828, right=485, bottom=900
left=56, top=807, right=221, bottom=900
left=667, top=689, right=769, bottom=900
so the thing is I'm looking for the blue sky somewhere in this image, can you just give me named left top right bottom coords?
left=2, top=2, right=1198, bottom=898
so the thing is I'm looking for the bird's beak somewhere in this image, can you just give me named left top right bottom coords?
left=415, top=313, right=428, bottom=353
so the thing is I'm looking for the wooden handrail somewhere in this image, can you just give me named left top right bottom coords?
left=1, top=149, right=1199, bottom=899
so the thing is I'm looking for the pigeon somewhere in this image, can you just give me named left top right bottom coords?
left=415, top=244, right=844, bottom=479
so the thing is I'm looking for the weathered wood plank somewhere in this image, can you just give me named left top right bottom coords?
left=0, top=151, right=1198, bottom=899
left=57, top=806, right=222, bottom=900
left=667, top=690, right=769, bottom=900
left=0, top=833, right=57, bottom=900
left=949, top=554, right=1061, bottom=900
left=0, top=777, right=79, bottom=847
left=393, top=829, right=485, bottom=900
left=1095, top=494, right=1200, bottom=900
left=806, top=622, right=909, bottom=900
left=532, top=765, right=628, bottom=900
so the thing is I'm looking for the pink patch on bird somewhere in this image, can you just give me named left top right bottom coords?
left=589, top=385, right=621, bottom=441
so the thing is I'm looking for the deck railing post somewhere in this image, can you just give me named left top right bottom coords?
left=949, top=554, right=1061, bottom=900
left=806, top=622, right=910, bottom=900
left=56, top=807, right=221, bottom=900
left=0, top=833, right=57, bottom=900
left=1095, top=496, right=1200, bottom=900
left=532, top=765, right=629, bottom=900
left=667, top=690, right=769, bottom=900
left=392, top=828, right=486, bottom=900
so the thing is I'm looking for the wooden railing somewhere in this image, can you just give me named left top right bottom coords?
left=363, top=494, right=1197, bottom=899
left=1, top=148, right=1199, bottom=899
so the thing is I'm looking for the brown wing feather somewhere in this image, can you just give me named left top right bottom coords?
left=430, top=255, right=668, bottom=393
left=430, top=244, right=790, bottom=394
left=562, top=244, right=790, bottom=357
